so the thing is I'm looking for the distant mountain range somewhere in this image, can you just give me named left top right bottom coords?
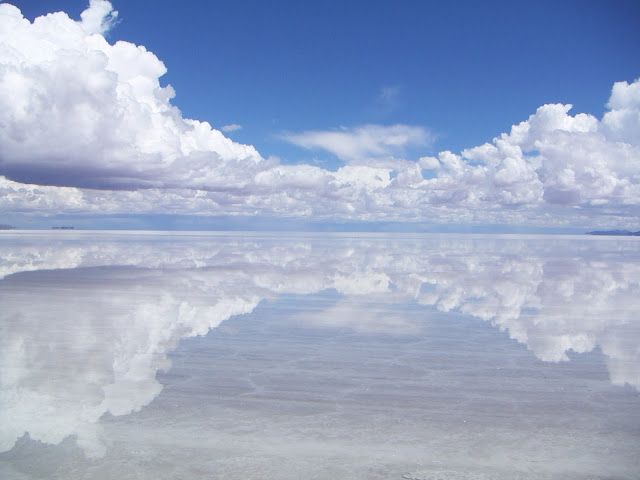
left=588, top=230, right=640, bottom=236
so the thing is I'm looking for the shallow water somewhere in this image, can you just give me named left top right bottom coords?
left=0, top=232, right=639, bottom=479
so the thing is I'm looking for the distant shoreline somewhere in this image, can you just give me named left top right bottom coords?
left=587, top=230, right=640, bottom=236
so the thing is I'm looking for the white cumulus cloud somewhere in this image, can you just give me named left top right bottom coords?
left=0, top=1, right=639, bottom=227
left=0, top=1, right=263, bottom=190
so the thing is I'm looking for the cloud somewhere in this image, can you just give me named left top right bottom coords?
left=372, top=85, right=402, bottom=115
left=281, top=124, right=433, bottom=163
left=418, top=156, right=440, bottom=170
left=378, top=85, right=401, bottom=104
left=0, top=2, right=638, bottom=227
left=221, top=123, right=242, bottom=133
left=80, top=0, right=118, bottom=34
left=0, top=1, right=264, bottom=190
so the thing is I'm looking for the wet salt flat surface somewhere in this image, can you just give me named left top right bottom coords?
left=0, top=232, right=639, bottom=479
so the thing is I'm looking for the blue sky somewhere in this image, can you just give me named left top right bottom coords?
left=14, top=0, right=640, bottom=167
left=1, top=0, right=639, bottom=230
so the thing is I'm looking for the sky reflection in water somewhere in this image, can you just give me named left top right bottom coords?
left=0, top=232, right=639, bottom=479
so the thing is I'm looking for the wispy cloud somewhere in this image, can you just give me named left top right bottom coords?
left=221, top=124, right=242, bottom=133
left=280, top=124, right=433, bottom=163
left=374, top=85, right=402, bottom=115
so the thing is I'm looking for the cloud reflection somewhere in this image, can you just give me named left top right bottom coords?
left=0, top=233, right=638, bottom=457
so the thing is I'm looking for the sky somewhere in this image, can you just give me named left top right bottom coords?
left=0, top=0, right=639, bottom=230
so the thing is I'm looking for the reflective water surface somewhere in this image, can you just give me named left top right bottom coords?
left=0, top=232, right=639, bottom=479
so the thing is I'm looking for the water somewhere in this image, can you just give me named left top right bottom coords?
left=0, top=232, right=639, bottom=479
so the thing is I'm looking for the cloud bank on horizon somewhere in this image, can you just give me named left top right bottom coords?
left=0, top=1, right=639, bottom=227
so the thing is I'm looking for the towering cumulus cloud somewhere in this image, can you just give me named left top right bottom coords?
left=0, top=0, right=264, bottom=190
left=0, top=1, right=638, bottom=226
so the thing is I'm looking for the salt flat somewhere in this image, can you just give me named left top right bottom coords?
left=1, top=232, right=639, bottom=479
